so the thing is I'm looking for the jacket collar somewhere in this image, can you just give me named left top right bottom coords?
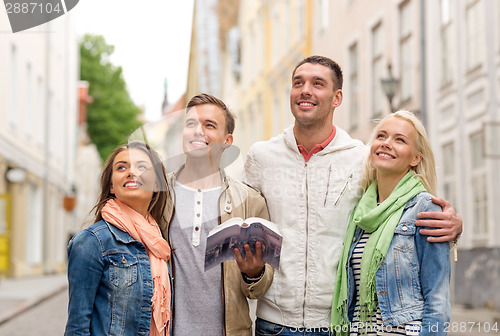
left=284, top=124, right=364, bottom=156
left=169, top=163, right=230, bottom=190
left=105, top=220, right=137, bottom=244
left=168, top=164, right=232, bottom=214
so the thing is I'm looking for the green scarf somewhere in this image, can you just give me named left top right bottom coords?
left=331, top=171, right=426, bottom=335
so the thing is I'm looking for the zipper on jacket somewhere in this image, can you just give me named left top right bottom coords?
left=302, top=162, right=309, bottom=325
left=218, top=187, right=228, bottom=336
left=334, top=172, right=353, bottom=206
left=323, top=165, right=332, bottom=206
left=221, top=261, right=226, bottom=336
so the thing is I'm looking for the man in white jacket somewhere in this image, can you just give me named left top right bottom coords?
left=244, top=55, right=462, bottom=335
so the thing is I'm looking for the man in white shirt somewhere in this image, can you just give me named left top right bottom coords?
left=244, top=55, right=462, bottom=335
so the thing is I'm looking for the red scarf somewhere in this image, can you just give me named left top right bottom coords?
left=102, top=199, right=171, bottom=336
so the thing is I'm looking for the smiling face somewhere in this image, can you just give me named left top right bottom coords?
left=290, top=62, right=342, bottom=130
left=370, top=117, right=422, bottom=180
left=109, top=148, right=156, bottom=216
left=182, top=103, right=233, bottom=159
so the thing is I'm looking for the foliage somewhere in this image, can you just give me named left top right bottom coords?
left=80, top=34, right=142, bottom=161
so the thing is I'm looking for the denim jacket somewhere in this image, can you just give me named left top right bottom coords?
left=346, top=193, right=450, bottom=335
left=65, top=220, right=166, bottom=336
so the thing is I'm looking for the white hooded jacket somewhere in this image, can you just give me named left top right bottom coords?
left=244, top=124, right=367, bottom=328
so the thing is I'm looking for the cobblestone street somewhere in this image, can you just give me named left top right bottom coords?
left=0, top=290, right=67, bottom=336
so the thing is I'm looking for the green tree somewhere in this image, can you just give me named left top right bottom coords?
left=80, top=34, right=143, bottom=161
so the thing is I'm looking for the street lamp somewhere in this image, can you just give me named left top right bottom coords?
left=380, top=64, right=400, bottom=112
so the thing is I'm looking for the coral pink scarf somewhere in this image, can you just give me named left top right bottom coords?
left=102, top=199, right=171, bottom=336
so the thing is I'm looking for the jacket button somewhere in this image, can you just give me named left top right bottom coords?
left=121, top=256, right=127, bottom=263
left=402, top=225, right=408, bottom=232
left=226, top=206, right=230, bottom=211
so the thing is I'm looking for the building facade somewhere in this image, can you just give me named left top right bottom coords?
left=234, top=0, right=313, bottom=154
left=187, top=0, right=313, bottom=156
left=426, top=0, right=500, bottom=309
left=0, top=13, right=78, bottom=277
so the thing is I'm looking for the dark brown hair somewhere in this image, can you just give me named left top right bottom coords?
left=186, top=93, right=236, bottom=134
left=92, top=141, right=168, bottom=226
left=292, top=55, right=343, bottom=90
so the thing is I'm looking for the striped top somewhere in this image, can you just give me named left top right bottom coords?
left=349, top=232, right=421, bottom=336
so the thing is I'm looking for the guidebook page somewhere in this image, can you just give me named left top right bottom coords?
left=204, top=217, right=282, bottom=271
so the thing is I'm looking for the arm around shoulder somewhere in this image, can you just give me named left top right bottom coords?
left=416, top=196, right=463, bottom=243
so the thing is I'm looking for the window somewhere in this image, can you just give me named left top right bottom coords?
left=466, top=0, right=484, bottom=70
left=272, top=5, right=281, bottom=65
left=284, top=0, right=291, bottom=51
left=372, top=24, right=384, bottom=117
left=47, top=91, right=54, bottom=153
left=26, top=63, right=33, bottom=138
left=317, top=0, right=329, bottom=32
left=284, top=86, right=292, bottom=127
left=498, top=0, right=500, bottom=53
left=399, top=1, right=413, bottom=102
left=273, top=95, right=281, bottom=136
left=349, top=43, right=359, bottom=130
left=297, top=0, right=305, bottom=39
left=256, top=94, right=264, bottom=140
left=10, top=45, right=18, bottom=127
left=36, top=76, right=44, bottom=145
left=256, top=15, right=264, bottom=75
left=248, top=103, right=256, bottom=145
left=250, top=21, right=257, bottom=82
left=26, top=183, right=43, bottom=265
left=442, top=143, right=457, bottom=212
left=470, top=132, right=488, bottom=239
left=440, top=0, right=453, bottom=85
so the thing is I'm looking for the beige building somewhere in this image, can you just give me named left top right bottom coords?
left=72, top=81, right=101, bottom=235
left=313, top=0, right=424, bottom=144
left=187, top=0, right=314, bottom=157
left=233, top=0, right=313, bottom=155
left=0, top=13, right=78, bottom=277
left=425, top=0, right=500, bottom=309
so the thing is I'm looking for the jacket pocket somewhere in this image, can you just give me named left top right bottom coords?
left=392, top=221, right=415, bottom=251
left=109, top=253, right=138, bottom=288
left=390, top=222, right=421, bottom=309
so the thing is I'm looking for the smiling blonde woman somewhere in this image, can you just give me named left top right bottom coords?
left=332, top=111, right=451, bottom=336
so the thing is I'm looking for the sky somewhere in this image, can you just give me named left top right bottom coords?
left=74, top=0, right=194, bottom=121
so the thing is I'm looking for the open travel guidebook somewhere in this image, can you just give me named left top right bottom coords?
left=204, top=217, right=283, bottom=271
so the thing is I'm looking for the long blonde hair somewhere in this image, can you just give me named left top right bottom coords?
left=361, top=110, right=437, bottom=195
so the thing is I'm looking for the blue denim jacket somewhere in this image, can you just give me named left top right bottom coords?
left=65, top=220, right=159, bottom=336
left=346, top=193, right=451, bottom=336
